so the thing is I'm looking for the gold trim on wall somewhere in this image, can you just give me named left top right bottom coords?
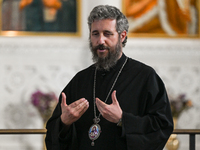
left=0, top=0, right=81, bottom=37
left=122, top=0, right=200, bottom=38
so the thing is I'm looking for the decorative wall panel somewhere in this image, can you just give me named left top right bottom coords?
left=0, top=37, right=200, bottom=149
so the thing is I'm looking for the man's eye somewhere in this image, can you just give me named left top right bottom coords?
left=92, top=33, right=99, bottom=36
left=104, top=33, right=112, bottom=36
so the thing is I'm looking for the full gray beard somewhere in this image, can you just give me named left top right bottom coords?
left=89, top=39, right=122, bottom=71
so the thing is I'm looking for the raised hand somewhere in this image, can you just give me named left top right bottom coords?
left=95, top=90, right=122, bottom=123
left=60, top=92, right=89, bottom=126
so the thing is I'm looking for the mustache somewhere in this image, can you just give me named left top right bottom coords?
left=93, top=44, right=110, bottom=51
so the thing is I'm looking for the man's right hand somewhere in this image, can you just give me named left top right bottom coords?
left=60, top=92, right=89, bottom=126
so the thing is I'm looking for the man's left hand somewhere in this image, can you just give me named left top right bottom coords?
left=96, top=90, right=122, bottom=123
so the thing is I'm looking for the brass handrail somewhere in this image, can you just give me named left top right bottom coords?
left=173, top=129, right=200, bottom=134
left=0, top=129, right=46, bottom=134
left=0, top=129, right=200, bottom=134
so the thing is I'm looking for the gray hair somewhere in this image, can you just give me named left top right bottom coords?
left=88, top=5, right=129, bottom=47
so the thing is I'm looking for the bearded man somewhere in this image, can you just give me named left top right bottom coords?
left=45, top=5, right=173, bottom=150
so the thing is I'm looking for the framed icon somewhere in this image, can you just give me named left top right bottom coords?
left=122, top=0, right=200, bottom=38
left=0, top=0, right=81, bottom=36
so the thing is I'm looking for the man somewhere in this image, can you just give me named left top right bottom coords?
left=45, top=5, right=173, bottom=150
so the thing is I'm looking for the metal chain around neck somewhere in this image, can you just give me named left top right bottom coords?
left=93, top=57, right=128, bottom=123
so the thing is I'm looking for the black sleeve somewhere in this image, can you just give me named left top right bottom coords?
left=121, top=70, right=174, bottom=150
left=45, top=76, right=78, bottom=150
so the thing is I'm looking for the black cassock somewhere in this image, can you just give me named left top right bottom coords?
left=45, top=54, right=173, bottom=150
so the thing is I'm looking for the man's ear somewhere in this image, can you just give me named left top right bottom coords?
left=120, top=30, right=127, bottom=43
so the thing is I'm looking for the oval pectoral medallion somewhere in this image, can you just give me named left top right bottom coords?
left=88, top=123, right=101, bottom=146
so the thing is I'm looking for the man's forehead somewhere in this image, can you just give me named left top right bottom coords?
left=91, top=19, right=117, bottom=32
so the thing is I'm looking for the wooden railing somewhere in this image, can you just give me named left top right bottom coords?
left=0, top=129, right=200, bottom=150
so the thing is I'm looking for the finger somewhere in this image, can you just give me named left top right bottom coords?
left=111, top=90, right=118, bottom=104
left=70, top=98, right=86, bottom=108
left=74, top=99, right=88, bottom=111
left=61, top=92, right=67, bottom=106
left=96, top=98, right=107, bottom=107
left=96, top=98, right=106, bottom=113
left=78, top=101, right=89, bottom=115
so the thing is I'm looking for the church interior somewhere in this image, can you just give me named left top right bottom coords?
left=0, top=0, right=200, bottom=149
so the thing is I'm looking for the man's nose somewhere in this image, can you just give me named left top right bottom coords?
left=98, top=35, right=106, bottom=45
